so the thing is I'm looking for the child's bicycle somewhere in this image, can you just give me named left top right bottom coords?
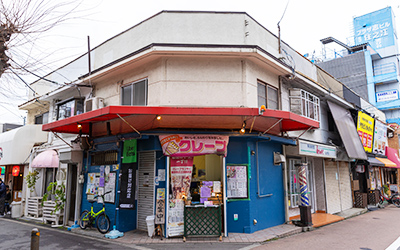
left=79, top=191, right=111, bottom=234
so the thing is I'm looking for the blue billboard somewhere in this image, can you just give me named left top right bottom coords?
left=353, top=7, right=395, bottom=50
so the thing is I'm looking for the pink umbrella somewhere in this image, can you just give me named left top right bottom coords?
left=31, top=150, right=59, bottom=168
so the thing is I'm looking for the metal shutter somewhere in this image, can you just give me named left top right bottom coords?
left=137, top=151, right=155, bottom=231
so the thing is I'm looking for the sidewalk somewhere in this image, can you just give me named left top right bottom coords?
left=10, top=207, right=369, bottom=245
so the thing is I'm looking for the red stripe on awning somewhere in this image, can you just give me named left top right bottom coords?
left=42, top=106, right=319, bottom=137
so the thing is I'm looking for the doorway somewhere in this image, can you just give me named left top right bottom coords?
left=67, top=164, right=77, bottom=224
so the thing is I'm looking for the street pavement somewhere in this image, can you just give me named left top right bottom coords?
left=2, top=205, right=400, bottom=249
left=256, top=205, right=400, bottom=250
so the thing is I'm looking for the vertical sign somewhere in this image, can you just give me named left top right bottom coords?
left=155, top=188, right=165, bottom=224
left=123, top=139, right=137, bottom=163
left=119, top=163, right=136, bottom=209
left=357, top=111, right=374, bottom=153
left=170, top=157, right=193, bottom=199
left=372, top=120, right=388, bottom=155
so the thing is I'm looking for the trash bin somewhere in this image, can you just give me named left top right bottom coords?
left=146, top=215, right=155, bottom=237
left=11, top=201, right=22, bottom=218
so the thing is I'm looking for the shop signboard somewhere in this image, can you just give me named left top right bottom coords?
left=167, top=199, right=185, bottom=237
left=376, top=90, right=398, bottom=102
left=122, top=139, right=137, bottom=163
left=170, top=157, right=193, bottom=199
left=119, top=163, right=136, bottom=209
left=357, top=111, right=375, bottom=153
left=155, top=188, right=165, bottom=224
left=372, top=120, right=388, bottom=155
left=159, top=134, right=229, bottom=157
left=298, top=141, right=336, bottom=158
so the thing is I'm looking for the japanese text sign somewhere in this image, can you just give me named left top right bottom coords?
left=357, top=111, right=374, bottom=153
left=123, top=139, right=137, bottom=163
left=159, top=134, right=229, bottom=157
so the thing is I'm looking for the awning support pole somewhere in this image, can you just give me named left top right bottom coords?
left=295, top=127, right=312, bottom=140
left=116, top=114, right=141, bottom=135
left=249, top=116, right=257, bottom=134
left=262, top=118, right=283, bottom=135
left=51, top=131, right=73, bottom=148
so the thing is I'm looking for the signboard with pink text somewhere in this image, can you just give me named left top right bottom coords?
left=159, top=134, right=229, bottom=157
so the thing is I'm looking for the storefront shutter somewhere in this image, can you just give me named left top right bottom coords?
left=137, top=151, right=156, bottom=231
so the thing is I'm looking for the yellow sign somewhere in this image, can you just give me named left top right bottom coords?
left=357, top=111, right=374, bottom=153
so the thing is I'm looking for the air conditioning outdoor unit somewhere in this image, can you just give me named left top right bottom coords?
left=84, top=97, right=104, bottom=112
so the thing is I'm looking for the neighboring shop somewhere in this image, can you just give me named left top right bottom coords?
left=285, top=140, right=337, bottom=217
left=0, top=125, right=47, bottom=206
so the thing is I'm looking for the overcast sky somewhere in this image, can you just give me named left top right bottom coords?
left=2, top=0, right=400, bottom=124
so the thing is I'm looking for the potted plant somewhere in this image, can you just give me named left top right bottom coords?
left=25, top=170, right=40, bottom=195
left=42, top=182, right=66, bottom=215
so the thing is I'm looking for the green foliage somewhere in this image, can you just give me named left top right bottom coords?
left=42, top=182, right=66, bottom=214
left=24, top=170, right=39, bottom=192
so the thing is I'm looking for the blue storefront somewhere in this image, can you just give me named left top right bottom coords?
left=43, top=106, right=318, bottom=236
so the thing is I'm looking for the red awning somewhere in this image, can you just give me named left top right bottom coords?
left=385, top=146, right=400, bottom=168
left=42, top=106, right=319, bottom=137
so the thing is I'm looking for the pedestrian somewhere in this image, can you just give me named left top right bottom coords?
left=5, top=185, right=11, bottom=214
left=0, top=178, right=6, bottom=217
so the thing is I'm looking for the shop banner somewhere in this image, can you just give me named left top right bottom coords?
left=357, top=111, right=374, bottom=153
left=119, top=163, right=137, bottom=209
left=122, top=139, right=137, bottom=163
left=159, top=134, right=229, bottom=157
left=372, top=120, right=388, bottom=155
left=170, top=157, right=193, bottom=199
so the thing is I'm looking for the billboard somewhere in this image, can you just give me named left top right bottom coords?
left=357, top=111, right=375, bottom=153
left=372, top=120, right=388, bottom=155
left=353, top=7, right=395, bottom=50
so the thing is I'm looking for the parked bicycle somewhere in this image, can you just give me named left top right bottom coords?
left=379, top=189, right=400, bottom=208
left=79, top=191, right=111, bottom=234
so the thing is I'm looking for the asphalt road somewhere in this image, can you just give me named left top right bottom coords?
left=0, top=218, right=255, bottom=250
left=256, top=205, right=400, bottom=250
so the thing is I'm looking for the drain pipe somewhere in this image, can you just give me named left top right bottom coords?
left=282, top=145, right=289, bottom=223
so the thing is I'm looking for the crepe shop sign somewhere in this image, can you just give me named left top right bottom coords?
left=159, top=134, right=229, bottom=157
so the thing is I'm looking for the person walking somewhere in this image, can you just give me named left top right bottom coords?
left=0, top=178, right=6, bottom=217
left=5, top=185, right=11, bottom=214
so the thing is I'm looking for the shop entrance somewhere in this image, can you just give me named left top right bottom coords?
left=167, top=154, right=225, bottom=238
left=67, top=164, right=77, bottom=224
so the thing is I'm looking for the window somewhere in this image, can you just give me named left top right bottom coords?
left=289, top=89, right=320, bottom=121
left=258, top=81, right=278, bottom=109
left=121, top=79, right=148, bottom=106
left=35, top=112, right=49, bottom=124
left=57, top=98, right=84, bottom=120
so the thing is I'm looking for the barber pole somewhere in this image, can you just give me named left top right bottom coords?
left=298, top=164, right=309, bottom=206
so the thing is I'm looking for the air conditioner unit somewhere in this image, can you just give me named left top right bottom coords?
left=84, top=97, right=104, bottom=112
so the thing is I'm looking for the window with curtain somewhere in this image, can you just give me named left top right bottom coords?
left=121, top=79, right=148, bottom=106
left=257, top=81, right=278, bottom=109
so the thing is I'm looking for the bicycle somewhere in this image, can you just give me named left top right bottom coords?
left=79, top=191, right=111, bottom=234
left=379, top=189, right=400, bottom=208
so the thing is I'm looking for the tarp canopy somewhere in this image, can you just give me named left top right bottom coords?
left=31, top=150, right=59, bottom=168
left=327, top=101, right=367, bottom=160
left=385, top=146, right=400, bottom=168
left=0, top=125, right=48, bottom=165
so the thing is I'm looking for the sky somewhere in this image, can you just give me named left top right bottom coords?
left=1, top=0, right=400, bottom=125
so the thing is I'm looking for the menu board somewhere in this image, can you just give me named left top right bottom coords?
left=119, top=163, right=137, bottom=209
left=167, top=199, right=185, bottom=237
left=227, top=165, right=248, bottom=199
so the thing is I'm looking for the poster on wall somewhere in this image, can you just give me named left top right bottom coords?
left=159, top=134, right=229, bottom=157
left=372, top=120, right=388, bottom=155
left=357, top=111, right=374, bottom=153
left=119, top=163, right=137, bottom=209
left=170, top=157, right=193, bottom=199
left=86, top=170, right=116, bottom=203
left=227, top=165, right=248, bottom=199
left=167, top=199, right=185, bottom=237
